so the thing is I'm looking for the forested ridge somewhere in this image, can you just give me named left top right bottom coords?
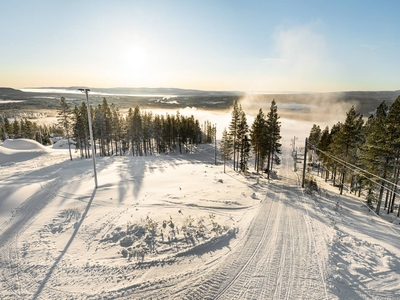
left=308, top=95, right=400, bottom=216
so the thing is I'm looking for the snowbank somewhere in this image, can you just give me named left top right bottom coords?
left=0, top=139, right=48, bottom=165
left=52, top=139, right=76, bottom=149
left=2, top=138, right=48, bottom=150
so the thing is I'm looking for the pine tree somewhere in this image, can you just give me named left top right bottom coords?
left=4, top=117, right=11, bottom=138
left=220, top=128, right=233, bottom=173
left=385, top=96, right=400, bottom=214
left=266, top=99, right=282, bottom=178
left=359, top=101, right=391, bottom=214
left=229, top=100, right=240, bottom=170
left=330, top=106, right=364, bottom=194
left=12, top=119, right=20, bottom=138
left=237, top=109, right=249, bottom=171
left=250, top=109, right=266, bottom=173
left=240, top=135, right=251, bottom=172
left=317, top=126, right=331, bottom=181
left=308, top=124, right=322, bottom=147
left=57, top=97, right=73, bottom=161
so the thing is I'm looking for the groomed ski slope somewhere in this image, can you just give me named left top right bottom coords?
left=0, top=138, right=399, bottom=299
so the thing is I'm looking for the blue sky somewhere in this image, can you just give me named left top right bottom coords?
left=0, top=0, right=399, bottom=92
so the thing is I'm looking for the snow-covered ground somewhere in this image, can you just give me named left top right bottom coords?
left=0, top=134, right=399, bottom=299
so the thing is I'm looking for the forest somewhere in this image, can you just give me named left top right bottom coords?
left=0, top=97, right=283, bottom=178
left=308, top=95, right=400, bottom=216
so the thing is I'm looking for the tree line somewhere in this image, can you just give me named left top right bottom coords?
left=1, top=97, right=214, bottom=158
left=308, top=95, right=400, bottom=216
left=0, top=115, right=58, bottom=145
left=220, top=99, right=282, bottom=176
left=58, top=97, right=213, bottom=159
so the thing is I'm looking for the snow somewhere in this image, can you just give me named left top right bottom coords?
left=2, top=139, right=48, bottom=151
left=0, top=127, right=399, bottom=299
left=0, top=139, right=48, bottom=165
left=52, top=139, right=76, bottom=149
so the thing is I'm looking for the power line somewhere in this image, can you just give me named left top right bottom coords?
left=308, top=140, right=399, bottom=190
left=305, top=142, right=400, bottom=237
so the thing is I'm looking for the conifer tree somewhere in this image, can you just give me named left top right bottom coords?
left=240, top=135, right=251, bottom=172
left=308, top=124, right=321, bottom=147
left=220, top=128, right=233, bottom=173
left=359, top=101, right=390, bottom=214
left=236, top=109, right=249, bottom=171
left=12, top=119, right=20, bottom=138
left=266, top=99, right=282, bottom=178
left=4, top=117, right=12, bottom=139
left=57, top=97, right=73, bottom=160
left=384, top=96, right=400, bottom=213
left=318, top=126, right=331, bottom=181
left=250, top=108, right=266, bottom=173
left=229, top=100, right=240, bottom=170
left=330, top=106, right=364, bottom=194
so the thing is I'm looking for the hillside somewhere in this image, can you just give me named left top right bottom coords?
left=0, top=138, right=399, bottom=299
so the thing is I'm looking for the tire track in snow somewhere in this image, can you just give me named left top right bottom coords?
left=179, top=147, right=330, bottom=300
left=0, top=178, right=62, bottom=298
left=0, top=163, right=95, bottom=298
left=213, top=192, right=277, bottom=300
left=100, top=146, right=332, bottom=300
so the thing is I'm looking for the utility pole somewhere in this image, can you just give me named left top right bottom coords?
left=78, top=88, right=98, bottom=188
left=302, top=138, right=308, bottom=188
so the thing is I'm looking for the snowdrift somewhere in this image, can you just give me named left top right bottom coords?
left=52, top=139, right=76, bottom=149
left=0, top=139, right=48, bottom=165
left=2, top=138, right=48, bottom=150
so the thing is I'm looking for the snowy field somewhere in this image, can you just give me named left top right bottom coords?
left=1, top=122, right=400, bottom=299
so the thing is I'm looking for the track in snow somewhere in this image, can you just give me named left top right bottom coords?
left=113, top=146, right=332, bottom=300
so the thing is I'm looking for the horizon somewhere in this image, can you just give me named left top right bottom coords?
left=1, top=1, right=399, bottom=92
left=5, top=86, right=400, bottom=95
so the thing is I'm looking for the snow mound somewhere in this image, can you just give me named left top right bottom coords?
left=2, top=139, right=48, bottom=151
left=52, top=139, right=75, bottom=149
left=0, top=139, right=48, bottom=165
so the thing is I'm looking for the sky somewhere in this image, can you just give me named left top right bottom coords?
left=0, top=0, right=399, bottom=93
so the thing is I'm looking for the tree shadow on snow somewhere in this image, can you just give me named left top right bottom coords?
left=32, top=188, right=97, bottom=300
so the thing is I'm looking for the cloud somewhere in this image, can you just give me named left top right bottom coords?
left=260, top=21, right=339, bottom=92
left=273, top=21, right=327, bottom=66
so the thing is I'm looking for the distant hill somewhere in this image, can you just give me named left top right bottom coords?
left=0, top=87, right=23, bottom=97
left=0, top=87, right=399, bottom=120
left=25, top=87, right=244, bottom=97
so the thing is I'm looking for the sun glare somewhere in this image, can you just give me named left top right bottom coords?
left=122, top=46, right=148, bottom=69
